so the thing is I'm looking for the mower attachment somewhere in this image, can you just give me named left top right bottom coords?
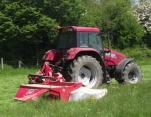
left=15, top=62, right=107, bottom=102
left=15, top=82, right=82, bottom=102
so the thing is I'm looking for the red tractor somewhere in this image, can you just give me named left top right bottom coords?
left=42, top=26, right=142, bottom=88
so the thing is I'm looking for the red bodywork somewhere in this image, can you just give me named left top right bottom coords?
left=103, top=49, right=126, bottom=66
left=15, top=62, right=82, bottom=102
left=43, top=48, right=126, bottom=66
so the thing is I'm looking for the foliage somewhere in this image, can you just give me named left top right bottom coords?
left=133, top=0, right=151, bottom=47
left=120, top=47, right=151, bottom=60
left=98, top=0, right=144, bottom=49
left=133, top=0, right=151, bottom=32
left=0, top=1, right=58, bottom=59
left=0, top=12, right=18, bottom=42
left=18, top=0, right=85, bottom=26
left=78, top=0, right=101, bottom=26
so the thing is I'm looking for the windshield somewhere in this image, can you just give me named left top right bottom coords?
left=78, top=32, right=103, bottom=50
left=57, top=31, right=76, bottom=49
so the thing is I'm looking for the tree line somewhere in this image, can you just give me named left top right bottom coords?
left=0, top=0, right=150, bottom=61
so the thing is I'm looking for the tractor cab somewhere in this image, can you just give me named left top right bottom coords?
left=57, top=26, right=103, bottom=51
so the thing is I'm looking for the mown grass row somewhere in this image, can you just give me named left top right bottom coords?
left=0, top=60, right=151, bottom=117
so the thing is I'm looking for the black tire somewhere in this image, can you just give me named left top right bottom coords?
left=116, top=62, right=142, bottom=84
left=68, top=56, right=103, bottom=88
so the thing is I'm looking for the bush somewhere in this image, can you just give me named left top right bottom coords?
left=120, top=47, right=151, bottom=60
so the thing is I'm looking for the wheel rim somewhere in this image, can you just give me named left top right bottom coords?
left=78, top=65, right=97, bottom=88
left=128, top=69, right=139, bottom=84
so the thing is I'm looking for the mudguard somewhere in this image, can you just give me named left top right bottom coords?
left=43, top=48, right=103, bottom=62
left=103, top=49, right=127, bottom=66
left=115, top=58, right=134, bottom=78
left=66, top=48, right=101, bottom=60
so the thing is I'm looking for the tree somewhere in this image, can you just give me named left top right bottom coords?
left=98, top=0, right=144, bottom=49
left=133, top=0, right=151, bottom=47
left=0, top=1, right=58, bottom=59
left=134, top=0, right=151, bottom=32
left=78, top=0, right=101, bottom=26
left=0, top=12, right=18, bottom=42
left=18, top=0, right=85, bottom=26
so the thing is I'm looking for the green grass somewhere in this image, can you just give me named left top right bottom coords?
left=0, top=60, right=151, bottom=117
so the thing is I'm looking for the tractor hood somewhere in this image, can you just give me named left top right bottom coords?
left=103, top=49, right=127, bottom=66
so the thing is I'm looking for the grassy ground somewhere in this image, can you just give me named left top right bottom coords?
left=0, top=60, right=151, bottom=117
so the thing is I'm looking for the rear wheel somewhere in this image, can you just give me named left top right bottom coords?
left=68, top=56, right=103, bottom=88
left=116, top=62, right=142, bottom=84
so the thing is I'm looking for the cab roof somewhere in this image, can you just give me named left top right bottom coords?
left=60, top=26, right=100, bottom=32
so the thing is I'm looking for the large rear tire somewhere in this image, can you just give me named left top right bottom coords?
left=116, top=62, right=142, bottom=84
left=68, top=56, right=103, bottom=88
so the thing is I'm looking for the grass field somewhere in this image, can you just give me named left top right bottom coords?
left=0, top=59, right=151, bottom=117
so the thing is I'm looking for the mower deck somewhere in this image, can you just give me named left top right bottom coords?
left=15, top=82, right=82, bottom=102
left=14, top=62, right=107, bottom=102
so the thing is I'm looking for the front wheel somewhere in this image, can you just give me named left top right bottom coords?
left=68, top=56, right=103, bottom=88
left=116, top=62, right=142, bottom=84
